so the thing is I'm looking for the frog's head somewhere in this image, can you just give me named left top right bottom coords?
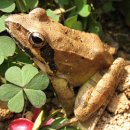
left=5, top=8, right=51, bottom=62
left=5, top=8, right=57, bottom=74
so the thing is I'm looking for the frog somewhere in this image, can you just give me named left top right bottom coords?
left=5, top=8, right=125, bottom=124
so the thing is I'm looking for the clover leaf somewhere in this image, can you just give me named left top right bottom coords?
left=24, top=89, right=46, bottom=108
left=0, top=36, right=16, bottom=65
left=78, top=4, right=91, bottom=17
left=0, top=0, right=15, bottom=13
left=26, top=72, right=49, bottom=90
left=75, top=0, right=86, bottom=12
left=8, top=90, right=24, bottom=113
left=46, top=9, right=60, bottom=21
left=5, top=65, right=39, bottom=86
left=0, top=15, right=8, bottom=32
left=0, top=84, right=21, bottom=101
left=64, top=15, right=82, bottom=30
left=73, top=0, right=91, bottom=17
left=67, top=0, right=91, bottom=20
left=24, top=0, right=39, bottom=10
left=0, top=64, right=49, bottom=113
left=0, top=56, right=4, bottom=65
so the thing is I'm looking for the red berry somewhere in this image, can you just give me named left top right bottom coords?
left=9, top=118, right=34, bottom=130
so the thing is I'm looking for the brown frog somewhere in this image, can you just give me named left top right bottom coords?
left=5, top=8, right=125, bottom=124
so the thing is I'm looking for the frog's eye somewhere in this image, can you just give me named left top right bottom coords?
left=28, top=32, right=45, bottom=47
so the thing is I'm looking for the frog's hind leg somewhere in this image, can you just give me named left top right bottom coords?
left=51, top=77, right=75, bottom=116
left=74, top=58, right=125, bottom=122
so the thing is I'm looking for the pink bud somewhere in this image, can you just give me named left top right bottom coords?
left=43, top=118, right=54, bottom=126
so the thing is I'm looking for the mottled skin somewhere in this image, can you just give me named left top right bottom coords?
left=5, top=8, right=120, bottom=121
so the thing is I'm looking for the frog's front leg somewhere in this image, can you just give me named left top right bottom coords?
left=51, top=77, right=75, bottom=116
left=33, top=58, right=75, bottom=116
left=74, top=58, right=125, bottom=122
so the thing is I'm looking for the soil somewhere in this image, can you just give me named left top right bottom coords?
left=95, top=65, right=130, bottom=130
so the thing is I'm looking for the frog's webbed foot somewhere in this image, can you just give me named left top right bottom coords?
left=51, top=77, right=75, bottom=116
left=74, top=58, right=125, bottom=123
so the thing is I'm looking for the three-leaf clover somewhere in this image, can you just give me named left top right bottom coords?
left=0, top=64, right=49, bottom=113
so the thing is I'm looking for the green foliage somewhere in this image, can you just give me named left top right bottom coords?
left=26, top=72, right=49, bottom=90
left=102, top=1, right=115, bottom=13
left=15, top=0, right=39, bottom=12
left=8, top=90, right=24, bottom=113
left=75, top=0, right=91, bottom=17
left=78, top=4, right=91, bottom=17
left=0, top=15, right=8, bottom=32
left=46, top=9, right=60, bottom=21
left=5, top=65, right=38, bottom=86
left=0, top=65, right=49, bottom=113
left=23, top=0, right=39, bottom=10
left=0, top=36, right=16, bottom=65
left=63, top=0, right=91, bottom=30
left=40, top=117, right=79, bottom=130
left=64, top=15, right=82, bottom=30
left=24, top=89, right=46, bottom=108
left=0, top=84, right=21, bottom=101
left=88, top=16, right=103, bottom=35
left=0, top=0, right=15, bottom=13
left=54, top=0, right=69, bottom=7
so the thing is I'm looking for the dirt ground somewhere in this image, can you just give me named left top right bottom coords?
left=95, top=64, right=130, bottom=130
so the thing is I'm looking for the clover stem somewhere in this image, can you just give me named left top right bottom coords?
left=64, top=6, right=76, bottom=13
left=54, top=6, right=76, bottom=15
left=22, top=99, right=28, bottom=118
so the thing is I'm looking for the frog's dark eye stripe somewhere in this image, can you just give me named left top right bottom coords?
left=28, top=32, right=46, bottom=47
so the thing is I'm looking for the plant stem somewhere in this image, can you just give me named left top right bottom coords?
left=55, top=6, right=76, bottom=15
left=64, top=6, right=76, bottom=13
left=22, top=99, right=27, bottom=118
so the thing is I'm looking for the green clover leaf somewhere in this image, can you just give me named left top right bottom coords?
left=24, top=89, right=46, bottom=108
left=0, top=0, right=15, bottom=13
left=0, top=84, right=21, bottom=101
left=5, top=64, right=38, bottom=86
left=8, top=90, right=24, bottom=113
left=0, top=36, right=16, bottom=65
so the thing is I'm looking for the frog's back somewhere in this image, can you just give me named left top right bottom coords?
left=36, top=16, right=114, bottom=86
left=45, top=21, right=114, bottom=85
